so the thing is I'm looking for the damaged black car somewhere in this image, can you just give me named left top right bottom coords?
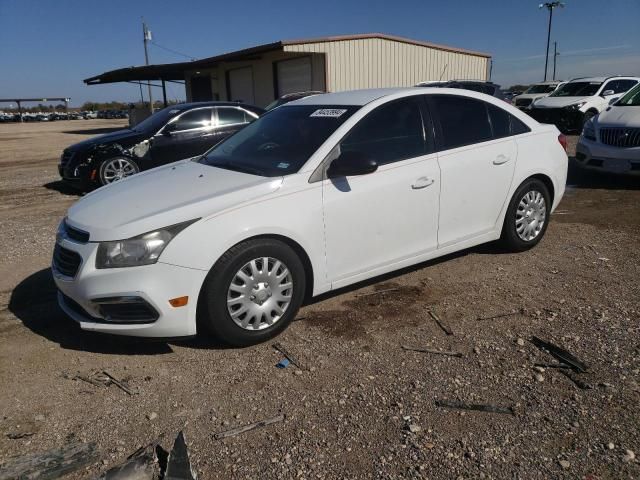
left=58, top=101, right=264, bottom=190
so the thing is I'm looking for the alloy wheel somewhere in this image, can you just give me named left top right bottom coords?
left=102, top=158, right=137, bottom=184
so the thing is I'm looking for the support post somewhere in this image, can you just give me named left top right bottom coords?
left=543, top=6, right=553, bottom=81
left=17, top=101, right=23, bottom=122
left=162, top=79, right=168, bottom=107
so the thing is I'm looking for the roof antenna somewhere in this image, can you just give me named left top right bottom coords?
left=438, top=64, right=449, bottom=81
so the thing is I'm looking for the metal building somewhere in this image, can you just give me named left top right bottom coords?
left=85, top=33, right=491, bottom=108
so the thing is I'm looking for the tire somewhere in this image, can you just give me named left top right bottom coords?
left=200, top=238, right=306, bottom=346
left=98, top=157, right=139, bottom=186
left=500, top=178, right=551, bottom=252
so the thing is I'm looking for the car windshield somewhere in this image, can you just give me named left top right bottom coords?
left=525, top=84, right=556, bottom=94
left=550, top=81, right=602, bottom=97
left=199, top=105, right=359, bottom=177
left=614, top=83, right=640, bottom=106
left=132, top=106, right=184, bottom=133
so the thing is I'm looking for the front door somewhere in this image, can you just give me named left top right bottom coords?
left=150, top=107, right=214, bottom=165
left=428, top=95, right=517, bottom=247
left=322, top=97, right=440, bottom=285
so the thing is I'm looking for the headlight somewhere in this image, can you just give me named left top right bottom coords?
left=582, top=120, right=596, bottom=141
left=96, top=219, right=198, bottom=269
left=566, top=102, right=587, bottom=111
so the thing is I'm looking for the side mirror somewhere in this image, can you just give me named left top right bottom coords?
left=327, top=150, right=378, bottom=178
left=601, top=89, right=615, bottom=97
left=163, top=123, right=177, bottom=135
left=608, top=96, right=620, bottom=105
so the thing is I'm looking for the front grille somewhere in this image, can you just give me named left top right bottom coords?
left=599, top=127, right=640, bottom=148
left=64, top=221, right=90, bottom=243
left=53, top=244, right=82, bottom=277
left=60, top=151, right=75, bottom=167
left=515, top=98, right=532, bottom=107
left=96, top=297, right=159, bottom=323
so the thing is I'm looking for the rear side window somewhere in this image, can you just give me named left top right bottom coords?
left=430, top=95, right=492, bottom=149
left=173, top=108, right=212, bottom=131
left=487, top=104, right=531, bottom=137
left=217, top=107, right=249, bottom=126
left=340, top=97, right=427, bottom=166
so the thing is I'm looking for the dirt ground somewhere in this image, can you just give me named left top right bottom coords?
left=0, top=120, right=638, bottom=479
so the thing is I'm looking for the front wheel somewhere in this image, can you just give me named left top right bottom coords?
left=500, top=178, right=551, bottom=252
left=199, top=238, right=306, bottom=346
left=98, top=157, right=139, bottom=186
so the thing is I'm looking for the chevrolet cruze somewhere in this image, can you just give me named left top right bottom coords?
left=53, top=88, right=568, bottom=346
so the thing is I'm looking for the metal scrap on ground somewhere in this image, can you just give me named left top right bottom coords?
left=435, top=399, right=515, bottom=415
left=401, top=345, right=463, bottom=357
left=530, top=336, right=588, bottom=373
left=99, top=442, right=157, bottom=480
left=272, top=342, right=303, bottom=369
left=214, top=414, right=285, bottom=440
left=476, top=310, right=518, bottom=321
left=429, top=310, right=453, bottom=335
left=67, top=370, right=133, bottom=395
left=0, top=441, right=97, bottom=480
left=560, top=370, right=593, bottom=390
left=165, top=431, right=197, bottom=480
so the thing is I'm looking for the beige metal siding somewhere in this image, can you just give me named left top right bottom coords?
left=285, top=38, right=489, bottom=92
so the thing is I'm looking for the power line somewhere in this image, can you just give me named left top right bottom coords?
left=150, top=41, right=196, bottom=61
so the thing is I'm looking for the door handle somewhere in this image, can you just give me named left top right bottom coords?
left=493, top=154, right=510, bottom=165
left=411, top=177, right=435, bottom=189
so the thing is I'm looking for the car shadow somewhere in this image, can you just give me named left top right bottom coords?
left=9, top=269, right=174, bottom=355
left=566, top=157, right=640, bottom=190
left=64, top=127, right=125, bottom=135
left=43, top=180, right=85, bottom=196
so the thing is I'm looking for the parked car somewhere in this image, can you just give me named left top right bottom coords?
left=512, top=81, right=564, bottom=110
left=58, top=101, right=264, bottom=190
left=265, top=91, right=325, bottom=111
left=417, top=80, right=506, bottom=101
left=528, top=76, right=640, bottom=132
left=576, top=82, right=640, bottom=175
left=53, top=88, right=567, bottom=346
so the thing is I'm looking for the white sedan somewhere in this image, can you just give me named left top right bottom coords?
left=53, top=88, right=568, bottom=346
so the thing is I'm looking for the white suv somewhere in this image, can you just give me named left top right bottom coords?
left=512, top=81, right=565, bottom=110
left=576, top=83, right=640, bottom=175
left=529, top=76, right=639, bottom=132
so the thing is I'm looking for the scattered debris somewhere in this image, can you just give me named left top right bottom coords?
left=623, top=449, right=635, bottom=463
left=99, top=442, right=158, bottom=480
left=428, top=310, right=453, bottom=336
left=165, top=431, right=197, bottom=480
left=534, top=362, right=571, bottom=370
left=103, top=370, right=134, bottom=395
left=214, top=414, right=285, bottom=440
left=559, top=460, right=570, bottom=469
left=560, top=370, right=593, bottom=390
left=276, top=358, right=290, bottom=369
left=435, top=399, right=515, bottom=415
left=477, top=310, right=518, bottom=321
left=355, top=287, right=399, bottom=297
left=406, top=424, right=422, bottom=434
left=147, top=412, right=158, bottom=421
left=68, top=370, right=133, bottom=395
left=534, top=373, right=545, bottom=382
left=517, top=338, right=526, bottom=346
left=272, top=342, right=304, bottom=370
left=530, top=336, right=588, bottom=373
left=0, top=441, right=97, bottom=480
left=401, top=345, right=462, bottom=357
left=6, top=431, right=35, bottom=440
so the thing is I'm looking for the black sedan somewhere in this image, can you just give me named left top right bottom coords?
left=59, top=102, right=264, bottom=190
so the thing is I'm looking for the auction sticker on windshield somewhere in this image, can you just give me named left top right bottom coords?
left=310, top=109, right=348, bottom=118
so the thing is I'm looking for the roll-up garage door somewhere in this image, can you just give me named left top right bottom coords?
left=227, top=67, right=254, bottom=104
left=276, top=57, right=312, bottom=97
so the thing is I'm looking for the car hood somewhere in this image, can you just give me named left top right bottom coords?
left=66, top=128, right=146, bottom=152
left=66, top=160, right=283, bottom=241
left=515, top=93, right=549, bottom=101
left=532, top=96, right=591, bottom=108
left=596, top=105, right=640, bottom=128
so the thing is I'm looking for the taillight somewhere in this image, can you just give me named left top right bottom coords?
left=558, top=133, right=567, bottom=152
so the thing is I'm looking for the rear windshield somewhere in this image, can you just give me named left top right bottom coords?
left=199, top=105, right=359, bottom=177
left=525, top=84, right=557, bottom=94
left=550, top=82, right=602, bottom=97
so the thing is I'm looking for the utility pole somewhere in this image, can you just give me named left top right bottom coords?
left=142, top=19, right=154, bottom=113
left=540, top=2, right=564, bottom=81
left=552, top=41, right=558, bottom=80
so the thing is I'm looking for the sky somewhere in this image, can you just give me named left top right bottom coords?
left=1, top=0, right=639, bottom=107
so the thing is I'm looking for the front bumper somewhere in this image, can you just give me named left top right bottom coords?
left=575, top=137, right=640, bottom=175
left=53, top=236, right=208, bottom=337
left=528, top=108, right=585, bottom=133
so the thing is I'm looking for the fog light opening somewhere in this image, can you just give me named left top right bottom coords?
left=169, top=296, right=189, bottom=308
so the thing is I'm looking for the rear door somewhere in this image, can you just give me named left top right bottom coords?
left=428, top=95, right=518, bottom=247
left=322, top=96, right=441, bottom=285
left=150, top=108, right=214, bottom=164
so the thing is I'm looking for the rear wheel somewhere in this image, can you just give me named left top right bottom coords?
left=500, top=178, right=551, bottom=252
left=200, top=238, right=306, bottom=346
left=98, top=157, right=139, bottom=186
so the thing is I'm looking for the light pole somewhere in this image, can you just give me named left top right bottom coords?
left=539, top=2, right=565, bottom=81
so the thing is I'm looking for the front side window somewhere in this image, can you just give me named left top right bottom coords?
left=430, top=95, right=492, bottom=149
left=173, top=108, right=212, bottom=131
left=340, top=97, right=427, bottom=166
left=615, top=83, right=640, bottom=106
left=602, top=79, right=637, bottom=94
left=550, top=82, right=602, bottom=97
left=200, top=105, right=358, bottom=176
left=217, top=107, right=249, bottom=126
